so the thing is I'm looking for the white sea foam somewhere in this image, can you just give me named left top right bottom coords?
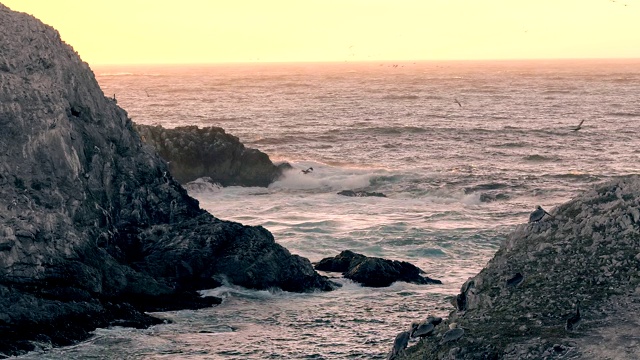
left=271, top=164, right=376, bottom=192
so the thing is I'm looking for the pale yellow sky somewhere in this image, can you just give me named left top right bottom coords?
left=3, top=0, right=639, bottom=65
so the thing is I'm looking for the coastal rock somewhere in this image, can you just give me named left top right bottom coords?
left=0, top=4, right=333, bottom=356
left=315, top=250, right=442, bottom=287
left=134, top=124, right=284, bottom=187
left=337, top=190, right=387, bottom=197
left=398, top=176, right=640, bottom=359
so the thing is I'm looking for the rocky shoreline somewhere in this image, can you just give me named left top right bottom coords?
left=393, top=176, right=640, bottom=359
left=134, top=124, right=289, bottom=187
left=0, top=4, right=334, bottom=356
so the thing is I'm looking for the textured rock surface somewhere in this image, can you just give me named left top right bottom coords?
left=134, top=124, right=286, bottom=187
left=316, top=250, right=442, bottom=287
left=398, top=176, right=640, bottom=359
left=0, top=4, right=333, bottom=356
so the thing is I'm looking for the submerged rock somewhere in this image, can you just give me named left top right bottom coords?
left=315, top=250, right=441, bottom=287
left=134, top=124, right=284, bottom=187
left=0, top=4, right=334, bottom=356
left=398, top=176, right=640, bottom=359
left=337, top=190, right=387, bottom=197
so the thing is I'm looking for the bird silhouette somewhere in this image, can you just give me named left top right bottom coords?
left=454, top=98, right=462, bottom=107
left=572, top=120, right=585, bottom=131
left=529, top=205, right=553, bottom=223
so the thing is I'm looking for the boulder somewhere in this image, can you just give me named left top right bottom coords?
left=315, top=250, right=441, bottom=287
left=0, top=4, right=334, bottom=356
left=398, top=176, right=640, bottom=359
left=134, top=124, right=285, bottom=187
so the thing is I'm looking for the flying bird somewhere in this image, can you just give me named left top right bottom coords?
left=301, top=167, right=314, bottom=174
left=454, top=98, right=462, bottom=107
left=571, top=120, right=585, bottom=131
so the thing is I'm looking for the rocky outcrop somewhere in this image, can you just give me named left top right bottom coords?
left=315, top=250, right=442, bottom=287
left=399, top=176, right=640, bottom=359
left=337, top=190, right=387, bottom=197
left=0, top=4, right=333, bottom=356
left=134, top=124, right=286, bottom=187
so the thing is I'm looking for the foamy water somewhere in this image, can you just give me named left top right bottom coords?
left=18, top=59, right=640, bottom=359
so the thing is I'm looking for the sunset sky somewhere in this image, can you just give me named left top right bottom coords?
left=3, top=0, right=639, bottom=65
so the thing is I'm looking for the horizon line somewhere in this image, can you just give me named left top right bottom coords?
left=90, top=57, right=640, bottom=67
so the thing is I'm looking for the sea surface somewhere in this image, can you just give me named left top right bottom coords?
left=20, top=59, right=640, bottom=359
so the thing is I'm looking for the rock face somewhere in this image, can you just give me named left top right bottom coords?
left=399, top=176, right=640, bottom=359
left=0, top=4, right=333, bottom=356
left=134, top=124, right=286, bottom=187
left=315, top=250, right=442, bottom=287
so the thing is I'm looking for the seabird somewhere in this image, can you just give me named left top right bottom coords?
left=571, top=120, right=585, bottom=131
left=301, top=167, right=314, bottom=174
left=386, top=331, right=410, bottom=360
left=565, top=300, right=581, bottom=331
left=529, top=205, right=552, bottom=223
left=440, top=327, right=464, bottom=344
left=454, top=98, right=462, bottom=107
left=409, top=321, right=435, bottom=338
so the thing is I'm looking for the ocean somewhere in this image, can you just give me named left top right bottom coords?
left=19, top=59, right=640, bottom=359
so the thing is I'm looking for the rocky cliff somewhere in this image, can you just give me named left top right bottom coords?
left=397, top=176, right=640, bottom=359
left=134, top=124, right=287, bottom=187
left=0, top=4, right=333, bottom=356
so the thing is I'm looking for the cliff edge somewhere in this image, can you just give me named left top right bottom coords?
left=0, top=4, right=333, bottom=356
left=398, top=176, right=640, bottom=359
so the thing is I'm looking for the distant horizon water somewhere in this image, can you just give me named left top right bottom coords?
left=89, top=57, right=640, bottom=68
left=19, top=58, right=640, bottom=359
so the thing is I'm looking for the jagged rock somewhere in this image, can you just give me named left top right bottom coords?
left=0, top=4, right=334, bottom=356
left=337, top=190, right=387, bottom=197
left=134, top=124, right=284, bottom=187
left=398, top=176, right=640, bottom=359
left=315, top=250, right=442, bottom=287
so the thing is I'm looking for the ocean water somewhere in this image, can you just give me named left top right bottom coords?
left=20, top=59, right=640, bottom=359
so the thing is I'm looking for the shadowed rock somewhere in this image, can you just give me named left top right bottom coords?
left=337, top=190, right=387, bottom=197
left=134, top=124, right=285, bottom=187
left=315, top=250, right=441, bottom=287
left=0, top=4, right=334, bottom=356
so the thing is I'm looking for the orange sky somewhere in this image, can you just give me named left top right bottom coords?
left=3, top=0, right=640, bottom=65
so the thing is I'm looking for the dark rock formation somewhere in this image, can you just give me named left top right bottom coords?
left=315, top=250, right=441, bottom=287
left=398, top=176, right=640, bottom=359
left=0, top=4, right=334, bottom=356
left=134, top=124, right=285, bottom=187
left=337, top=190, right=387, bottom=197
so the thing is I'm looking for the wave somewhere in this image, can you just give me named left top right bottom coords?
left=382, top=94, right=420, bottom=100
left=607, top=112, right=640, bottom=118
left=523, top=154, right=555, bottom=162
left=495, top=141, right=527, bottom=148
left=270, top=167, right=374, bottom=192
left=541, top=89, right=573, bottom=94
left=184, top=177, right=223, bottom=193
left=465, top=182, right=509, bottom=191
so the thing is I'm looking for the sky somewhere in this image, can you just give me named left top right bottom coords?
left=3, top=0, right=640, bottom=65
